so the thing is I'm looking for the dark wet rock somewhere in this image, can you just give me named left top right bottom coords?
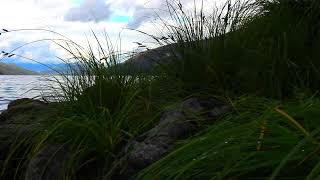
left=0, top=97, right=230, bottom=179
left=210, top=105, right=231, bottom=117
left=0, top=98, right=60, bottom=179
left=0, top=99, right=58, bottom=144
left=127, top=143, right=168, bottom=169
left=7, top=98, right=45, bottom=109
left=117, top=97, right=231, bottom=179
left=181, top=97, right=205, bottom=112
left=25, top=144, right=69, bottom=180
left=0, top=98, right=51, bottom=123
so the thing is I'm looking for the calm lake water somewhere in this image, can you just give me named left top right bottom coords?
left=0, top=75, right=61, bottom=112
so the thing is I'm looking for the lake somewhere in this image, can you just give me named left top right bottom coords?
left=0, top=75, right=61, bottom=112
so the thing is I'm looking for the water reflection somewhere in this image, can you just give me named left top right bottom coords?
left=0, top=75, right=61, bottom=112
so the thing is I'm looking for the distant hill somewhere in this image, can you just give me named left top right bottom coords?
left=122, top=44, right=179, bottom=73
left=122, top=36, right=236, bottom=74
left=39, top=63, right=84, bottom=75
left=0, top=62, right=39, bottom=75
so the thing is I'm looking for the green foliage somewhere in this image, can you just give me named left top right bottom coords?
left=36, top=39, right=162, bottom=178
left=137, top=95, right=320, bottom=179
left=155, top=0, right=320, bottom=98
left=2, top=0, right=320, bottom=179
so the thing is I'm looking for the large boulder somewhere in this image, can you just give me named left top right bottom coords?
left=116, top=97, right=231, bottom=179
left=25, top=144, right=69, bottom=180
left=0, top=98, right=51, bottom=123
left=0, top=98, right=57, bottom=149
left=0, top=98, right=60, bottom=179
left=0, top=98, right=56, bottom=147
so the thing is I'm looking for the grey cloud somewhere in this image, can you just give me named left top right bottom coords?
left=126, top=0, right=195, bottom=29
left=126, top=6, right=154, bottom=29
left=64, top=0, right=112, bottom=22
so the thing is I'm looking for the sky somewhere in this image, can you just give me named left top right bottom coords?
left=0, top=0, right=225, bottom=72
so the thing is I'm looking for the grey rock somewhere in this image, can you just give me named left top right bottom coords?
left=181, top=97, right=204, bottom=112
left=210, top=105, right=231, bottom=117
left=0, top=98, right=60, bottom=179
left=0, top=98, right=50, bottom=123
left=128, top=143, right=167, bottom=169
left=25, top=144, right=69, bottom=180
left=7, top=98, right=45, bottom=109
left=0, top=99, right=57, bottom=145
left=0, top=99, right=57, bottom=147
left=119, top=97, right=231, bottom=178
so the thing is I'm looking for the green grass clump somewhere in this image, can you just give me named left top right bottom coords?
left=155, top=0, right=320, bottom=99
left=29, top=40, right=166, bottom=178
left=137, top=94, right=320, bottom=179
left=0, top=32, right=167, bottom=179
left=1, top=0, right=320, bottom=179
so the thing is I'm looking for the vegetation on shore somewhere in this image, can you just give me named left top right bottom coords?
left=1, top=0, right=320, bottom=179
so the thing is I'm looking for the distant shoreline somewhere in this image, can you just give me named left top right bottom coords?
left=0, top=62, right=39, bottom=75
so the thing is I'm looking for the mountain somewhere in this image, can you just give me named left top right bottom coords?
left=0, top=62, right=39, bottom=75
left=122, top=35, right=237, bottom=73
left=122, top=44, right=179, bottom=73
left=39, top=63, right=84, bottom=75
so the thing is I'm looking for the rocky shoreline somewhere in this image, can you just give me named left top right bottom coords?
left=0, top=97, right=231, bottom=179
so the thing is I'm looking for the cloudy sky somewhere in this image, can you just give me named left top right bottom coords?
left=0, top=0, right=225, bottom=71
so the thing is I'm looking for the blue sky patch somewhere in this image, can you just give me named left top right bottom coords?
left=109, top=15, right=131, bottom=23
left=70, top=0, right=83, bottom=5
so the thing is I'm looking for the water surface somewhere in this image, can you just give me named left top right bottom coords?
left=0, top=75, right=60, bottom=112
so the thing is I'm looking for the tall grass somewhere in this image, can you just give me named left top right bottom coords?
left=151, top=0, right=320, bottom=99
left=0, top=30, right=166, bottom=179
left=133, top=0, right=320, bottom=179
left=1, top=0, right=320, bottom=179
left=25, top=34, right=167, bottom=179
left=137, top=94, right=320, bottom=179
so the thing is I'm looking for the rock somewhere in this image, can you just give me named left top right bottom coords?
left=0, top=99, right=58, bottom=145
left=126, top=143, right=168, bottom=169
left=0, top=97, right=230, bottom=179
left=0, top=99, right=57, bottom=147
left=210, top=105, right=231, bottom=117
left=25, top=144, right=69, bottom=180
left=181, top=97, right=205, bottom=112
left=0, top=98, right=50, bottom=123
left=0, top=98, right=60, bottom=179
left=117, top=97, right=231, bottom=178
left=7, top=98, right=45, bottom=109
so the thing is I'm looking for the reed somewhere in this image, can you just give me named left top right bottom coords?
left=1, top=0, right=320, bottom=179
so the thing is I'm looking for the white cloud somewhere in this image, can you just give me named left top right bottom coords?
left=64, top=0, right=112, bottom=22
left=0, top=0, right=228, bottom=65
left=113, top=0, right=227, bottom=29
